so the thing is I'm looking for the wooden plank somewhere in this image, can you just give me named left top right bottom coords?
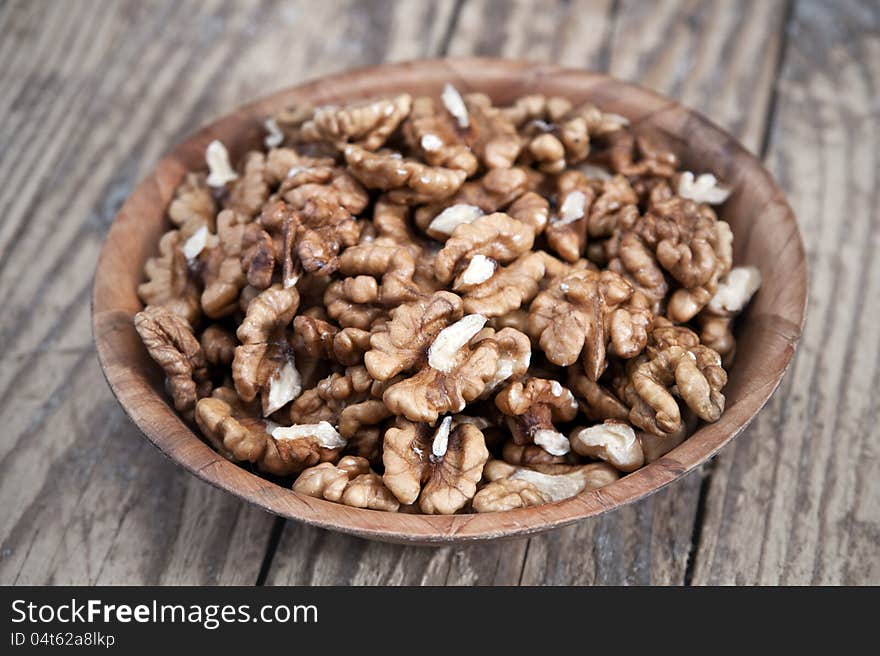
left=266, top=0, right=790, bottom=585
left=690, top=0, right=880, bottom=585
left=0, top=0, right=457, bottom=585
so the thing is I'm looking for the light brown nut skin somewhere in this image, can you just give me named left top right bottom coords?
left=402, top=96, right=479, bottom=175
left=338, top=243, right=426, bottom=307
left=264, top=147, right=336, bottom=185
left=324, top=277, right=384, bottom=330
left=606, top=229, right=668, bottom=313
left=528, top=268, right=642, bottom=379
left=501, top=441, right=574, bottom=467
left=567, top=366, right=630, bottom=422
left=300, top=94, right=412, bottom=151
left=696, top=305, right=738, bottom=366
left=364, top=291, right=463, bottom=381
left=232, top=285, right=300, bottom=412
left=545, top=172, right=596, bottom=263
left=603, top=129, right=679, bottom=178
left=168, top=172, right=216, bottom=233
left=226, top=151, right=270, bottom=219
left=260, top=431, right=342, bottom=477
left=199, top=210, right=250, bottom=319
left=382, top=419, right=489, bottom=514
left=342, top=474, right=401, bottom=512
left=195, top=395, right=268, bottom=462
left=293, top=456, right=399, bottom=511
left=338, top=399, right=393, bottom=462
left=474, top=460, right=619, bottom=512
left=382, top=336, right=501, bottom=423
left=462, top=93, right=522, bottom=169
left=138, top=230, right=202, bottom=325
left=279, top=166, right=370, bottom=217
left=494, top=377, right=579, bottom=449
left=472, top=479, right=550, bottom=513
left=507, top=191, right=550, bottom=235
left=588, top=175, right=639, bottom=237
left=620, top=326, right=727, bottom=437
left=434, top=213, right=535, bottom=284
left=134, top=306, right=208, bottom=414
left=344, top=144, right=467, bottom=205
left=201, top=324, right=237, bottom=367
left=414, top=167, right=536, bottom=232
left=240, top=222, right=276, bottom=289
left=459, top=252, right=546, bottom=317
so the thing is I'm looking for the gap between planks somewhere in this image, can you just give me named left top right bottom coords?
left=683, top=0, right=796, bottom=586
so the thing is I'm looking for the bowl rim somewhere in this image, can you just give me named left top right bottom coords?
left=92, top=57, right=808, bottom=544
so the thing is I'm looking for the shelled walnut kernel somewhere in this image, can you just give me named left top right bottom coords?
left=134, top=86, right=759, bottom=515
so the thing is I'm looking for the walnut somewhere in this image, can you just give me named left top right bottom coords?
left=337, top=243, right=426, bottom=307
left=434, top=213, right=535, bottom=284
left=570, top=420, right=644, bottom=472
left=457, top=251, right=545, bottom=318
left=505, top=95, right=627, bottom=168
left=637, top=410, right=697, bottom=464
left=602, top=129, right=679, bottom=178
left=293, top=456, right=399, bottom=511
left=588, top=175, right=639, bottom=238
left=415, top=166, right=535, bottom=232
left=676, top=171, right=731, bottom=205
left=168, top=173, right=216, bottom=234
left=618, top=326, right=727, bottom=437
left=264, top=147, right=336, bottom=185
left=545, top=171, right=596, bottom=262
left=606, top=229, right=668, bottom=313
left=494, top=378, right=579, bottom=455
left=134, top=306, right=208, bottom=414
left=382, top=314, right=496, bottom=423
left=138, top=230, right=201, bottom=324
left=697, top=265, right=761, bottom=363
left=344, top=144, right=467, bottom=204
left=382, top=416, right=489, bottom=514
left=529, top=268, right=650, bottom=378
left=201, top=324, right=237, bottom=366
left=501, top=441, right=574, bottom=467
left=648, top=195, right=734, bottom=322
left=200, top=210, right=250, bottom=318
left=403, top=96, right=478, bottom=175
left=507, top=191, right=550, bottom=234
left=265, top=421, right=346, bottom=475
left=364, top=291, right=463, bottom=381
left=527, top=132, right=567, bottom=173
left=133, top=89, right=753, bottom=515
left=299, top=94, right=412, bottom=151
left=262, top=198, right=361, bottom=276
left=226, top=151, right=270, bottom=218
left=277, top=164, right=367, bottom=210
left=567, top=365, right=629, bottom=422
left=460, top=93, right=522, bottom=169
left=232, top=284, right=301, bottom=416
left=425, top=203, right=484, bottom=240
left=240, top=222, right=276, bottom=289
left=205, top=140, right=238, bottom=187
left=195, top=391, right=269, bottom=462
left=292, top=315, right=371, bottom=366
left=472, top=460, right=618, bottom=512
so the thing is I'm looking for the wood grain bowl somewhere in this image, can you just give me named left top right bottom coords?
left=92, top=58, right=807, bottom=544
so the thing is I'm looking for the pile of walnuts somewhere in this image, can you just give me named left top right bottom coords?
left=134, top=85, right=761, bottom=514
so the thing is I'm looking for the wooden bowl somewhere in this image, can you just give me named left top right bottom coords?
left=92, top=58, right=807, bottom=544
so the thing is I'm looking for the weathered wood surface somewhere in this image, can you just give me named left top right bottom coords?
left=1, top=0, right=877, bottom=585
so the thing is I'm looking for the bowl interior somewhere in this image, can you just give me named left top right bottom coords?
left=92, top=58, right=806, bottom=544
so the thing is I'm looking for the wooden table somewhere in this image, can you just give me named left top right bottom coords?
left=1, top=0, right=877, bottom=586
